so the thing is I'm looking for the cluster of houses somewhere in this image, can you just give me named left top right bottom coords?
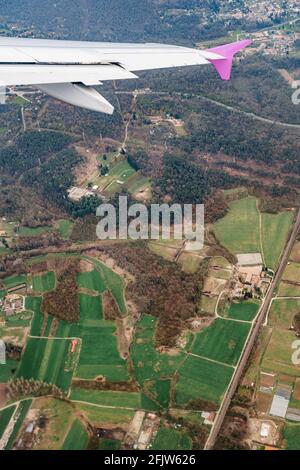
left=220, top=0, right=299, bottom=24
left=0, top=293, right=25, bottom=317
left=251, top=27, right=299, bottom=56
left=231, top=253, right=271, bottom=300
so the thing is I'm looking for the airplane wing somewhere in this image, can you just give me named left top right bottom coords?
left=0, top=37, right=252, bottom=114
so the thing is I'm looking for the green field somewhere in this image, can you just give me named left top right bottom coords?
left=5, top=399, right=32, bottom=450
left=192, top=318, right=251, bottom=366
left=278, top=263, right=300, bottom=296
left=225, top=300, right=260, bottom=322
left=148, top=379, right=171, bottom=409
left=79, top=293, right=103, bottom=323
left=70, top=389, right=158, bottom=412
left=43, top=315, right=53, bottom=337
left=213, top=197, right=260, bottom=254
left=261, top=211, right=293, bottom=270
left=61, top=419, right=89, bottom=450
left=26, top=296, right=44, bottom=336
left=200, top=295, right=218, bottom=315
left=126, top=174, right=151, bottom=195
left=176, top=355, right=233, bottom=405
left=76, top=403, right=135, bottom=426
left=70, top=389, right=141, bottom=409
left=152, top=427, right=192, bottom=450
left=102, top=160, right=136, bottom=193
left=75, top=295, right=128, bottom=381
left=0, top=358, right=19, bottom=382
left=0, top=405, right=16, bottom=439
left=262, top=328, right=300, bottom=377
left=53, top=286, right=129, bottom=382
left=58, top=220, right=74, bottom=240
left=88, top=257, right=127, bottom=314
left=77, top=269, right=106, bottom=293
left=75, top=325, right=129, bottom=381
left=4, top=309, right=32, bottom=328
left=18, top=226, right=52, bottom=237
left=90, top=159, right=138, bottom=194
left=283, top=424, right=300, bottom=450
left=281, top=262, right=300, bottom=284
left=30, top=397, right=75, bottom=450
left=32, top=272, right=56, bottom=293
left=0, top=325, right=25, bottom=344
left=278, top=282, right=300, bottom=297
left=17, top=338, right=77, bottom=390
left=132, top=315, right=184, bottom=384
left=2, top=274, right=27, bottom=289
left=177, top=252, right=202, bottom=274
left=268, top=299, right=300, bottom=329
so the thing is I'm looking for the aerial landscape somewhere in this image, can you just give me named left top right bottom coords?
left=0, top=0, right=300, bottom=454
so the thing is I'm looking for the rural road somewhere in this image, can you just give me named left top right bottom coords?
left=204, top=207, right=300, bottom=450
left=115, top=90, right=300, bottom=130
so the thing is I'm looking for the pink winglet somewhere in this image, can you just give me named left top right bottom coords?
left=206, top=39, right=252, bottom=80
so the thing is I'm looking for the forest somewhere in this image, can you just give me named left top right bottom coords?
left=95, top=242, right=204, bottom=348
left=42, top=259, right=80, bottom=323
left=0, top=131, right=72, bottom=176
left=0, top=0, right=290, bottom=43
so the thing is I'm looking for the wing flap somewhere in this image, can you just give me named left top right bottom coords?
left=36, top=83, right=114, bottom=114
left=0, top=64, right=137, bottom=86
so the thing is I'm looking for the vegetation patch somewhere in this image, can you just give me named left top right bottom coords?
left=283, top=424, right=300, bottom=450
left=152, top=427, right=192, bottom=450
left=58, top=220, right=74, bottom=240
left=29, top=397, right=75, bottom=450
left=0, top=358, right=19, bottom=383
left=76, top=403, right=135, bottom=426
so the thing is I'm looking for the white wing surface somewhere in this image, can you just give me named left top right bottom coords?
left=0, top=37, right=251, bottom=113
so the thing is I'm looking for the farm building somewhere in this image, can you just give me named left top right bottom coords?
left=67, top=187, right=94, bottom=202
left=286, top=407, right=300, bottom=422
left=237, top=253, right=263, bottom=266
left=269, top=386, right=292, bottom=418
